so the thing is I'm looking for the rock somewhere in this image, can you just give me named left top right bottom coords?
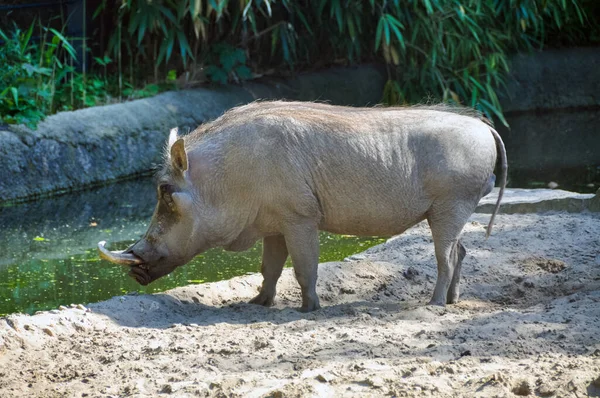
left=566, top=380, right=578, bottom=392
left=42, top=328, right=54, bottom=337
left=365, top=376, right=385, bottom=388
left=254, top=338, right=269, bottom=350
left=316, top=372, right=336, bottom=383
left=523, top=279, right=535, bottom=288
left=5, top=318, right=20, bottom=332
left=524, top=257, right=567, bottom=273
left=76, top=304, right=87, bottom=311
left=72, top=323, right=88, bottom=333
left=547, top=182, right=559, bottom=189
left=403, top=267, right=420, bottom=280
left=487, top=372, right=508, bottom=384
left=512, top=379, right=532, bottom=396
left=58, top=305, right=68, bottom=311
left=537, top=383, right=556, bottom=397
left=444, top=366, right=455, bottom=374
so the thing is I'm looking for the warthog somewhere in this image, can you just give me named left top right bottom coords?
left=99, top=101, right=507, bottom=312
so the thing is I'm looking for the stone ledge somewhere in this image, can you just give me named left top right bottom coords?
left=0, top=65, right=386, bottom=204
left=477, top=188, right=600, bottom=214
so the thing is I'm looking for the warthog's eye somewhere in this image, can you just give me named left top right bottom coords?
left=159, top=184, right=176, bottom=210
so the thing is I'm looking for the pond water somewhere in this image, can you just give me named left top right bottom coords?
left=0, top=179, right=385, bottom=316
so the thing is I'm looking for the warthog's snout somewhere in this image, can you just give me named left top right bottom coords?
left=98, top=241, right=153, bottom=285
left=97, top=241, right=143, bottom=266
left=98, top=240, right=181, bottom=285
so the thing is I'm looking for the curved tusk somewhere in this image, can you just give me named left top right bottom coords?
left=98, top=241, right=143, bottom=266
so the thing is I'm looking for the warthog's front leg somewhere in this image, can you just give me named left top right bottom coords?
left=284, top=221, right=321, bottom=312
left=250, top=234, right=288, bottom=307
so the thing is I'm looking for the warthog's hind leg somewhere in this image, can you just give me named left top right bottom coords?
left=427, top=201, right=474, bottom=306
left=249, top=234, right=288, bottom=307
left=446, top=240, right=466, bottom=304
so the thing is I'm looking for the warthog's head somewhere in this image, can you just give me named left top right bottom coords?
left=98, top=128, right=207, bottom=285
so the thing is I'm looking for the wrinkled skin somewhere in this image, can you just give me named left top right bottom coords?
left=99, top=101, right=507, bottom=312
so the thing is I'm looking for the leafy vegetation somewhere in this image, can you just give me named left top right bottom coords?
left=0, top=20, right=174, bottom=128
left=0, top=20, right=78, bottom=127
left=98, top=0, right=593, bottom=126
left=1, top=0, right=596, bottom=127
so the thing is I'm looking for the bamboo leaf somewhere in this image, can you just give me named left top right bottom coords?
left=295, top=9, right=313, bottom=34
left=422, top=0, right=434, bottom=14
left=10, top=87, right=18, bottom=107
left=383, top=17, right=390, bottom=45
left=23, top=20, right=35, bottom=50
left=375, top=16, right=384, bottom=50
left=47, top=28, right=77, bottom=60
left=479, top=98, right=508, bottom=127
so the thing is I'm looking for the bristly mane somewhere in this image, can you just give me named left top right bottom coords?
left=406, top=103, right=494, bottom=126
left=154, top=100, right=493, bottom=180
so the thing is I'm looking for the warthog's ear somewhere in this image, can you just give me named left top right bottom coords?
left=168, top=127, right=179, bottom=149
left=170, top=138, right=188, bottom=172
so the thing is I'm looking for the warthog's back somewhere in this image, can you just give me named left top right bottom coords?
left=188, top=102, right=499, bottom=237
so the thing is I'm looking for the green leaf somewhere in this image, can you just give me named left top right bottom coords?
left=22, top=20, right=35, bottom=50
left=206, top=65, right=228, bottom=84
left=176, top=29, right=194, bottom=65
left=383, top=17, right=390, bottom=45
left=220, top=48, right=237, bottom=71
left=334, top=0, right=343, bottom=31
left=479, top=98, right=508, bottom=127
left=375, top=16, right=384, bottom=50
left=263, top=0, right=272, bottom=17
left=47, top=28, right=77, bottom=61
left=385, top=14, right=405, bottom=49
left=93, top=0, right=106, bottom=19
left=271, top=27, right=279, bottom=56
left=33, top=236, right=48, bottom=242
left=159, top=6, right=177, bottom=24
left=295, top=9, right=313, bottom=35
left=280, top=27, right=291, bottom=63
left=10, top=87, right=18, bottom=107
left=143, top=84, right=160, bottom=95
left=22, top=63, right=51, bottom=76
left=233, top=48, right=246, bottom=64
left=235, top=64, right=252, bottom=79
left=422, top=0, right=434, bottom=14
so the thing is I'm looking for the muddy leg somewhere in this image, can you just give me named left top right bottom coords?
left=249, top=235, right=288, bottom=307
left=446, top=240, right=466, bottom=304
left=284, top=221, right=321, bottom=312
left=427, top=203, right=472, bottom=306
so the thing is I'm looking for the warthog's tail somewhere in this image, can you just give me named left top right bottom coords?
left=486, top=127, right=508, bottom=238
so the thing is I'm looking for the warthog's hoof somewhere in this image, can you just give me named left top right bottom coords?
left=427, top=299, right=447, bottom=307
left=299, top=301, right=321, bottom=313
left=249, top=292, right=275, bottom=307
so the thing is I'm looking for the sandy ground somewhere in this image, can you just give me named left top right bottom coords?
left=1, top=211, right=599, bottom=397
